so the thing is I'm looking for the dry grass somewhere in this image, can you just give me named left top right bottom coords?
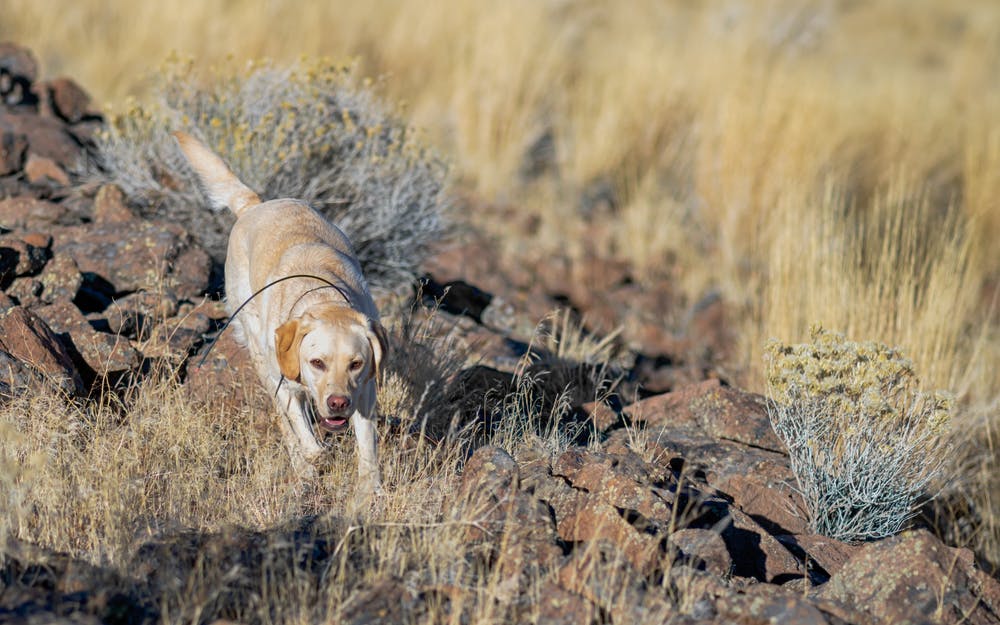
left=3, top=0, right=1000, bottom=578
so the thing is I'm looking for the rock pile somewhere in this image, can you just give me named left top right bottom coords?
left=0, top=43, right=219, bottom=394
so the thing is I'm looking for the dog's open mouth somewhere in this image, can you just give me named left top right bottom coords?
left=318, top=416, right=349, bottom=432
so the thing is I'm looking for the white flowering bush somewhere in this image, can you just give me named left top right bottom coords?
left=88, top=58, right=450, bottom=292
left=765, top=326, right=952, bottom=542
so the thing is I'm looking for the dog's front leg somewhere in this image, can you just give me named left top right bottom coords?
left=273, top=383, right=324, bottom=477
left=351, top=410, right=381, bottom=493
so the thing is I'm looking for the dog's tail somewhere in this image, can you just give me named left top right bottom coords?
left=173, top=131, right=261, bottom=217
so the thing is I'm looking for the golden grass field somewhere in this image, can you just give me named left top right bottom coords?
left=2, top=0, right=1000, bottom=618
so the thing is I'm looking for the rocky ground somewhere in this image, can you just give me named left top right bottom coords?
left=1, top=43, right=999, bottom=625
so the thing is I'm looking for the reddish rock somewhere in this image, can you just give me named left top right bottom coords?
left=52, top=220, right=212, bottom=298
left=0, top=111, right=83, bottom=168
left=553, top=448, right=673, bottom=525
left=714, top=584, right=834, bottom=625
left=92, top=184, right=136, bottom=224
left=103, top=291, right=181, bottom=339
left=625, top=379, right=784, bottom=452
left=818, top=530, right=1000, bottom=625
left=558, top=495, right=662, bottom=573
left=670, top=528, right=732, bottom=577
left=185, top=330, right=263, bottom=409
left=0, top=43, right=37, bottom=105
left=778, top=534, right=859, bottom=578
left=723, top=507, right=804, bottom=583
left=34, top=300, right=139, bottom=377
left=576, top=398, right=619, bottom=431
left=37, top=253, right=83, bottom=303
left=0, top=126, right=27, bottom=174
left=339, top=578, right=423, bottom=625
left=714, top=472, right=808, bottom=536
left=557, top=539, right=674, bottom=623
left=0, top=196, right=70, bottom=230
left=140, top=299, right=214, bottom=362
left=0, top=234, right=50, bottom=277
left=40, top=77, right=92, bottom=124
left=24, top=153, right=70, bottom=185
left=532, top=579, right=598, bottom=625
left=0, top=305, right=82, bottom=394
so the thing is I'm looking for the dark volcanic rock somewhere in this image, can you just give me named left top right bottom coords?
left=52, top=220, right=212, bottom=300
left=0, top=123, right=27, bottom=174
left=0, top=196, right=72, bottom=231
left=0, top=110, right=83, bottom=168
left=818, top=530, right=1000, bottom=625
left=34, top=299, right=139, bottom=379
left=0, top=304, right=82, bottom=394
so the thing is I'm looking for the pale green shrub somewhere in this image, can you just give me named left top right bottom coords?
left=765, top=326, right=952, bottom=542
left=88, top=58, right=450, bottom=292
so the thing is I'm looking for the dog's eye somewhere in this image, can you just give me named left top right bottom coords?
left=310, top=359, right=326, bottom=371
left=349, top=360, right=364, bottom=372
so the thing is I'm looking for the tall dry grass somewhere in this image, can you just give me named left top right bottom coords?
left=3, top=0, right=1000, bottom=558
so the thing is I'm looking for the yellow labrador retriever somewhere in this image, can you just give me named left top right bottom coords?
left=173, top=132, right=387, bottom=491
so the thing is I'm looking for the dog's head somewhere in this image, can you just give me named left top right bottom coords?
left=274, top=305, right=388, bottom=432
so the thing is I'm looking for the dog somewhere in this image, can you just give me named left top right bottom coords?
left=173, top=131, right=387, bottom=491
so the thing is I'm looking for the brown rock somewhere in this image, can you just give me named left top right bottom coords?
left=52, top=220, right=212, bottom=298
left=140, top=299, right=214, bottom=362
left=37, top=253, right=83, bottom=303
left=625, top=379, right=784, bottom=452
left=34, top=300, right=139, bottom=377
left=104, top=290, right=180, bottom=339
left=186, top=329, right=263, bottom=409
left=714, top=472, right=808, bottom=536
left=557, top=495, right=662, bottom=573
left=458, top=446, right=520, bottom=516
left=0, top=305, right=82, bottom=394
left=339, top=578, right=423, bottom=625
left=715, top=585, right=832, bottom=625
left=41, top=77, right=92, bottom=123
left=0, top=111, right=83, bottom=168
left=20, top=232, right=51, bottom=248
left=553, top=448, right=674, bottom=526
left=0, top=43, right=37, bottom=105
left=92, top=184, right=136, bottom=223
left=0, top=234, right=50, bottom=279
left=723, top=507, right=804, bottom=583
left=778, top=534, right=858, bottom=578
left=557, top=539, right=675, bottom=623
left=0, top=196, right=70, bottom=230
left=670, top=529, right=732, bottom=577
left=819, top=529, right=1000, bottom=625
left=24, top=153, right=70, bottom=185
left=576, top=398, right=619, bottom=431
left=5, top=277, right=43, bottom=306
left=533, top=579, right=599, bottom=625
left=0, top=126, right=27, bottom=174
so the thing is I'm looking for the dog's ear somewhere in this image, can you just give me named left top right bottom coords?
left=365, top=319, right=389, bottom=383
left=275, top=319, right=304, bottom=382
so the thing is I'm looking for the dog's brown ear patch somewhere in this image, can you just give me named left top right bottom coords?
left=275, top=319, right=304, bottom=382
left=366, top=319, right=389, bottom=383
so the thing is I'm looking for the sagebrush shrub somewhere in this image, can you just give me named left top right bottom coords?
left=88, top=58, right=450, bottom=292
left=765, top=326, right=952, bottom=542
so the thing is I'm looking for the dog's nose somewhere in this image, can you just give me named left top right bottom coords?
left=327, top=395, right=351, bottom=413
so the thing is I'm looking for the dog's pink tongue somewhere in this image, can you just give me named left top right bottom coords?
left=320, top=417, right=348, bottom=432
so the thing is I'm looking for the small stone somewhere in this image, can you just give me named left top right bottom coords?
left=24, top=153, right=70, bottom=185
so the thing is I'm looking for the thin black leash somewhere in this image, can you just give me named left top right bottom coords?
left=196, top=274, right=351, bottom=368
